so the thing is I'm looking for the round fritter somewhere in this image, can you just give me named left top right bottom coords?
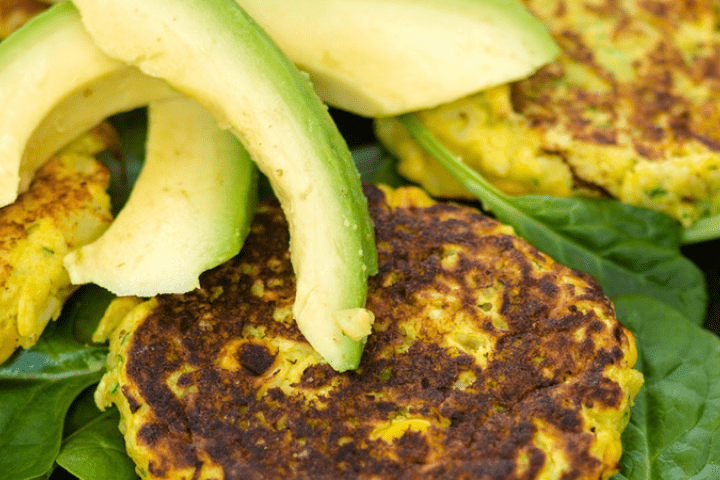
left=96, top=184, right=642, bottom=480
left=0, top=126, right=114, bottom=364
left=376, top=0, right=720, bottom=225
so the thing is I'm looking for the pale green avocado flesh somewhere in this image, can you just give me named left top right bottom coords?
left=0, top=1, right=125, bottom=206
left=64, top=96, right=257, bottom=297
left=236, top=0, right=560, bottom=116
left=72, top=0, right=378, bottom=371
left=0, top=3, right=254, bottom=299
left=25, top=67, right=180, bottom=191
left=0, top=1, right=179, bottom=203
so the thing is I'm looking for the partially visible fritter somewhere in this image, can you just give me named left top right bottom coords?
left=96, top=184, right=642, bottom=480
left=0, top=0, right=47, bottom=39
left=0, top=127, right=114, bottom=363
left=376, top=0, right=720, bottom=226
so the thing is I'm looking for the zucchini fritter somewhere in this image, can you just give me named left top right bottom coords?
left=0, top=129, right=113, bottom=364
left=376, top=0, right=720, bottom=226
left=97, top=184, right=642, bottom=480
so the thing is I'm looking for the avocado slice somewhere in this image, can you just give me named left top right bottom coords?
left=73, top=0, right=377, bottom=371
left=0, top=1, right=128, bottom=206
left=25, top=67, right=179, bottom=190
left=64, top=97, right=257, bottom=296
left=0, top=1, right=180, bottom=204
left=236, top=0, right=560, bottom=117
left=0, top=3, right=250, bottom=305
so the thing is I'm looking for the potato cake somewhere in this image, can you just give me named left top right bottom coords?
left=96, top=184, right=642, bottom=480
left=0, top=127, right=114, bottom=363
left=376, top=0, right=720, bottom=226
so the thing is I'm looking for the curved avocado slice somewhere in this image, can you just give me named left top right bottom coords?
left=236, top=0, right=560, bottom=117
left=0, top=1, right=179, bottom=204
left=0, top=3, right=245, bottom=292
left=0, top=4, right=253, bottom=309
left=0, top=1, right=124, bottom=206
left=73, top=0, right=378, bottom=371
left=64, top=97, right=257, bottom=296
left=25, top=67, right=180, bottom=190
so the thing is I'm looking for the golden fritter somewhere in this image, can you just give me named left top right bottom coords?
left=0, top=127, right=113, bottom=364
left=376, top=0, right=720, bottom=226
left=96, top=184, right=642, bottom=480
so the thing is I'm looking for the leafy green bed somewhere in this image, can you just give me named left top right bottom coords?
left=1, top=109, right=718, bottom=479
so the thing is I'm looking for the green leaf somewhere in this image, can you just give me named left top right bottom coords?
left=104, top=108, right=147, bottom=215
left=57, top=408, right=138, bottom=480
left=372, top=154, right=409, bottom=189
left=63, top=386, right=106, bottom=439
left=63, top=284, right=116, bottom=346
left=397, top=113, right=708, bottom=325
left=352, top=144, right=385, bottom=183
left=0, top=288, right=110, bottom=480
left=352, top=144, right=408, bottom=189
left=683, top=213, right=720, bottom=245
left=612, top=295, right=720, bottom=480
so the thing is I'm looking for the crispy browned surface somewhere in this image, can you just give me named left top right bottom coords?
left=0, top=128, right=114, bottom=255
left=106, top=184, right=640, bottom=480
left=0, top=144, right=112, bottom=363
left=0, top=0, right=46, bottom=39
left=516, top=0, right=720, bottom=162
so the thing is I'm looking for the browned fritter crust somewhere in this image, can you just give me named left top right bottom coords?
left=100, top=184, right=641, bottom=480
left=0, top=0, right=47, bottom=39
left=0, top=127, right=114, bottom=253
left=516, top=0, right=720, bottom=161
left=0, top=140, right=112, bottom=363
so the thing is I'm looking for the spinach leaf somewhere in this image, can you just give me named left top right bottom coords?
left=612, top=295, right=720, bottom=480
left=62, top=386, right=106, bottom=440
left=0, top=286, right=111, bottom=480
left=352, top=144, right=386, bottom=184
left=683, top=213, right=720, bottom=245
left=367, top=151, right=408, bottom=189
left=104, top=108, right=147, bottom=216
left=63, top=285, right=117, bottom=347
left=397, top=113, right=708, bottom=325
left=56, top=407, right=138, bottom=480
left=58, top=387, right=136, bottom=480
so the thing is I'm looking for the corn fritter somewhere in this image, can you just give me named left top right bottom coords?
left=0, top=127, right=113, bottom=363
left=96, top=184, right=642, bottom=480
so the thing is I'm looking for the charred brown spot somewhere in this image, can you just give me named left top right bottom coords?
left=122, top=386, right=141, bottom=414
left=237, top=342, right=276, bottom=376
left=137, top=423, right=164, bottom=447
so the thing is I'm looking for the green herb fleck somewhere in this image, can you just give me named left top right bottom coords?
left=645, top=186, right=667, bottom=198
